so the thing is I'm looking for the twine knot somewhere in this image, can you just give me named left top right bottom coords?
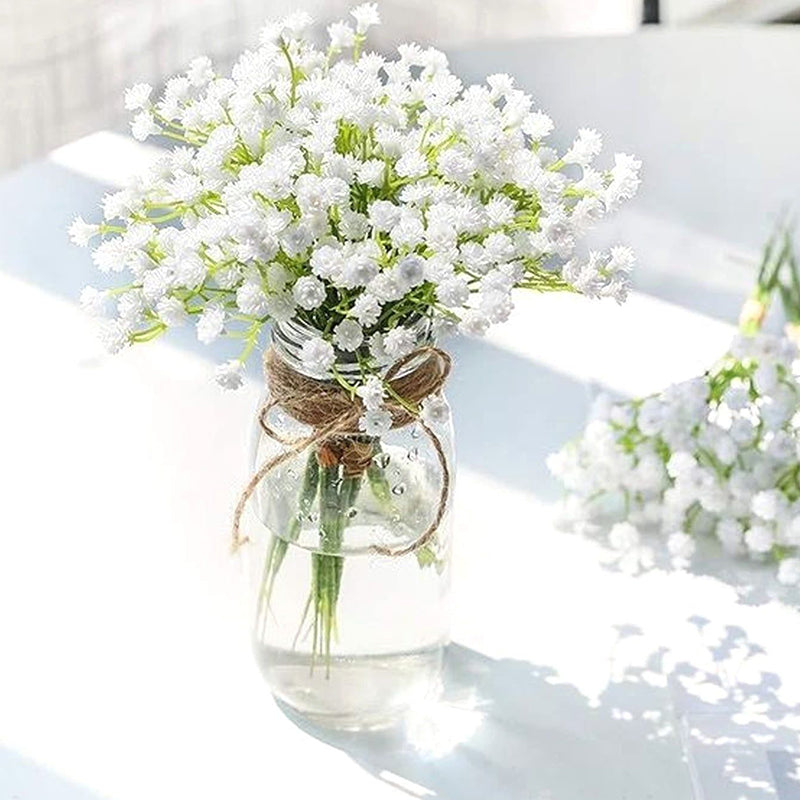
left=318, top=437, right=376, bottom=477
left=231, top=345, right=452, bottom=556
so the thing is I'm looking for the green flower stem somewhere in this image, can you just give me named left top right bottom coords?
left=255, top=451, right=319, bottom=637
left=279, top=40, right=299, bottom=106
left=308, top=462, right=365, bottom=675
left=739, top=223, right=794, bottom=334
left=256, top=436, right=409, bottom=675
left=313, top=463, right=343, bottom=673
left=129, top=324, right=166, bottom=343
left=367, top=460, right=393, bottom=512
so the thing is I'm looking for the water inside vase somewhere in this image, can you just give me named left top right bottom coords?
left=252, top=531, right=449, bottom=729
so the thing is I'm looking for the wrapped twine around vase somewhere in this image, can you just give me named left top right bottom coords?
left=231, top=345, right=452, bottom=557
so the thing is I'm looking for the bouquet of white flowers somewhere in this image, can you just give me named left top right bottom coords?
left=71, top=4, right=641, bottom=695
left=549, top=229, right=800, bottom=585
left=73, top=3, right=640, bottom=402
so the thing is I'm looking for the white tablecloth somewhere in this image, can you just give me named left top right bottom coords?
left=1, top=133, right=798, bottom=800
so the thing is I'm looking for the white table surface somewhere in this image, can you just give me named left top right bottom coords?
left=1, top=132, right=799, bottom=800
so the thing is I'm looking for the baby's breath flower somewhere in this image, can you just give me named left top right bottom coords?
left=174, top=254, right=207, bottom=290
left=333, top=318, right=364, bottom=352
left=368, top=332, right=391, bottom=365
left=117, top=290, right=144, bottom=324
left=300, top=336, right=335, bottom=378
left=609, top=522, right=639, bottom=551
left=196, top=302, right=226, bottom=344
left=187, top=56, right=214, bottom=87
left=124, top=83, right=152, bottom=111
left=351, top=2, right=380, bottom=34
left=130, top=111, right=159, bottom=142
left=754, top=362, right=778, bottom=394
left=352, top=293, right=381, bottom=327
left=459, top=309, right=491, bottom=337
left=283, top=11, right=314, bottom=38
left=356, top=376, right=386, bottom=410
left=605, top=154, right=642, bottom=210
left=667, top=531, right=696, bottom=563
left=421, top=394, right=450, bottom=427
left=551, top=328, right=800, bottom=579
left=778, top=557, right=800, bottom=586
left=340, top=254, right=378, bottom=289
left=368, top=200, right=401, bottom=232
left=97, top=319, right=130, bottom=354
left=101, top=190, right=134, bottom=221
left=292, top=276, right=327, bottom=310
left=215, top=359, right=245, bottom=391
left=328, top=21, right=356, bottom=50
left=436, top=276, right=470, bottom=308
left=69, top=216, right=100, bottom=247
left=486, top=73, right=515, bottom=99
left=236, top=282, right=268, bottom=316
left=79, top=286, right=109, bottom=317
left=395, top=151, right=428, bottom=179
left=265, top=292, right=296, bottom=323
left=395, top=255, right=425, bottom=288
left=745, top=524, right=774, bottom=555
left=91, top=237, right=128, bottom=273
left=521, top=111, right=554, bottom=140
left=751, top=489, right=783, bottom=521
left=356, top=159, right=384, bottom=187
left=716, top=518, right=744, bottom=554
left=564, top=128, right=603, bottom=168
left=479, top=288, right=513, bottom=323
left=156, top=296, right=188, bottom=327
left=383, top=327, right=416, bottom=359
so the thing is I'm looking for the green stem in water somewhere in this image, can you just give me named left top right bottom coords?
left=309, top=462, right=366, bottom=676
left=255, top=451, right=319, bottom=638
left=256, top=439, right=382, bottom=676
left=366, top=443, right=394, bottom=513
left=313, top=463, right=343, bottom=675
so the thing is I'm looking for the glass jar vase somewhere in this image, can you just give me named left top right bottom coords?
left=244, top=319, right=454, bottom=730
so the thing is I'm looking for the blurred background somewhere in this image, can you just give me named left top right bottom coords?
left=2, top=0, right=800, bottom=305
left=1, top=0, right=799, bottom=169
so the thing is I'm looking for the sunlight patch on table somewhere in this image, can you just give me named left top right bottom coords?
left=49, top=130, right=164, bottom=188
left=483, top=289, right=735, bottom=399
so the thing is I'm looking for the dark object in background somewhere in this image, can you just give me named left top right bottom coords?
left=643, top=0, right=660, bottom=24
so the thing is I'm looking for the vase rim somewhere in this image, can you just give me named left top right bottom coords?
left=271, top=316, right=434, bottom=380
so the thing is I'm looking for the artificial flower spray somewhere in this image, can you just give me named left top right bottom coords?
left=72, top=4, right=640, bottom=727
left=550, top=226, right=800, bottom=585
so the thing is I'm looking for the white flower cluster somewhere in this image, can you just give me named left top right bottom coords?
left=548, top=332, right=800, bottom=585
left=72, top=3, right=640, bottom=430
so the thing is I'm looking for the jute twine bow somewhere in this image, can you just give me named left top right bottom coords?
left=231, top=345, right=452, bottom=557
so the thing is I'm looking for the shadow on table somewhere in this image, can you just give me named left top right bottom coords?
left=671, top=617, right=800, bottom=800
left=683, top=538, right=800, bottom=610
left=446, top=335, right=595, bottom=499
left=284, top=630, right=800, bottom=800
left=576, top=522, right=800, bottom=610
left=282, top=643, right=686, bottom=800
left=0, top=747, right=109, bottom=800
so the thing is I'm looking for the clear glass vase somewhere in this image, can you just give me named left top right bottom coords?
left=245, top=319, right=454, bottom=730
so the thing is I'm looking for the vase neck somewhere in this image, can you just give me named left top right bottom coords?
left=270, top=316, right=434, bottom=380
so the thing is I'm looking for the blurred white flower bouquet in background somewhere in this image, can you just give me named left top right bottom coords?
left=70, top=3, right=641, bottom=724
left=549, top=227, right=800, bottom=586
